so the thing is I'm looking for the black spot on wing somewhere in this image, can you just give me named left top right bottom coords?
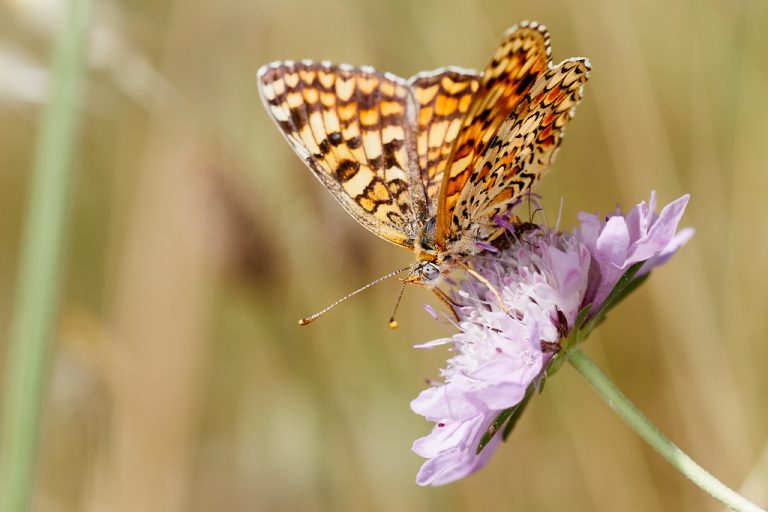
left=336, top=159, right=360, bottom=181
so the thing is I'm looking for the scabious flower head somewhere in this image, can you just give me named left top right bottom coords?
left=411, top=192, right=693, bottom=486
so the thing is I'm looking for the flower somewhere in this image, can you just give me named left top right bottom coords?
left=411, top=192, right=693, bottom=486
left=578, top=191, right=694, bottom=306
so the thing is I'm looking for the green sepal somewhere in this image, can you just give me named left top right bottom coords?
left=476, top=407, right=515, bottom=454
left=577, top=261, right=647, bottom=342
left=501, top=386, right=535, bottom=441
left=574, top=303, right=592, bottom=332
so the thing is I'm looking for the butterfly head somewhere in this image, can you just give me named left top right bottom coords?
left=386, top=259, right=446, bottom=330
left=410, top=260, right=442, bottom=284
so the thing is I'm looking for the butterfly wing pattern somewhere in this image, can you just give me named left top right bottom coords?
left=435, top=23, right=552, bottom=231
left=437, top=58, right=590, bottom=251
left=258, top=61, right=426, bottom=248
left=258, top=20, right=589, bottom=289
left=409, top=69, right=481, bottom=213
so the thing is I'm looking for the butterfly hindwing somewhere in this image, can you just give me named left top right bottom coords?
left=409, top=68, right=481, bottom=214
left=445, top=58, right=591, bottom=245
left=258, top=61, right=426, bottom=248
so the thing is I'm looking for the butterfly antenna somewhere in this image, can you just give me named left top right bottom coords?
left=388, top=267, right=417, bottom=330
left=527, top=188, right=533, bottom=220
left=298, top=265, right=412, bottom=326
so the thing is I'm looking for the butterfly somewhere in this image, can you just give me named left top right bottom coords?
left=257, top=21, right=590, bottom=326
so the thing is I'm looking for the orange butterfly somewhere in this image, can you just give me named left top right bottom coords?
left=258, top=21, right=590, bottom=326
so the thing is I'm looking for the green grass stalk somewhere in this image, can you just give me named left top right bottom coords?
left=0, top=0, right=91, bottom=510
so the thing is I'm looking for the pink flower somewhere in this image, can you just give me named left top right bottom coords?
left=578, top=192, right=694, bottom=307
left=411, top=193, right=692, bottom=486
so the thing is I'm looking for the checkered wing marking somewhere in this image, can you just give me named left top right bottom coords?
left=435, top=21, right=552, bottom=241
left=445, top=58, right=590, bottom=245
left=257, top=61, right=425, bottom=248
left=409, top=69, right=480, bottom=215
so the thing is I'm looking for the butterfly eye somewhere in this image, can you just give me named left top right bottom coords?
left=421, top=262, right=441, bottom=282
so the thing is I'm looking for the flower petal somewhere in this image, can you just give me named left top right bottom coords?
left=595, top=216, right=630, bottom=267
left=627, top=194, right=690, bottom=263
left=410, top=383, right=483, bottom=422
left=414, top=414, right=500, bottom=486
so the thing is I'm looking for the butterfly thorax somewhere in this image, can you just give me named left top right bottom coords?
left=414, top=217, right=438, bottom=261
left=409, top=217, right=445, bottom=283
left=413, top=214, right=482, bottom=265
left=412, top=216, right=482, bottom=284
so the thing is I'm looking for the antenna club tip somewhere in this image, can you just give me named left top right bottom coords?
left=298, top=318, right=311, bottom=326
left=389, top=319, right=399, bottom=330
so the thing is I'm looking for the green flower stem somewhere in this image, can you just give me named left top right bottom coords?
left=0, top=0, right=91, bottom=510
left=568, top=349, right=766, bottom=512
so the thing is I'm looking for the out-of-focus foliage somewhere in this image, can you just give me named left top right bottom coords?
left=1, top=0, right=766, bottom=510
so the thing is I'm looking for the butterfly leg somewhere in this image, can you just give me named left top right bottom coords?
left=430, top=286, right=461, bottom=322
left=456, top=260, right=509, bottom=314
left=407, top=280, right=461, bottom=322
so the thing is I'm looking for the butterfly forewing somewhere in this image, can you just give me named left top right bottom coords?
left=258, top=61, right=426, bottom=248
left=444, top=58, right=591, bottom=245
left=436, top=22, right=552, bottom=238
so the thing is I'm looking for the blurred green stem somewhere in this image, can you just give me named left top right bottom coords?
left=568, top=349, right=766, bottom=512
left=0, top=0, right=91, bottom=510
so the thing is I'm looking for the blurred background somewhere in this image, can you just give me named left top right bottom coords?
left=1, top=0, right=767, bottom=510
